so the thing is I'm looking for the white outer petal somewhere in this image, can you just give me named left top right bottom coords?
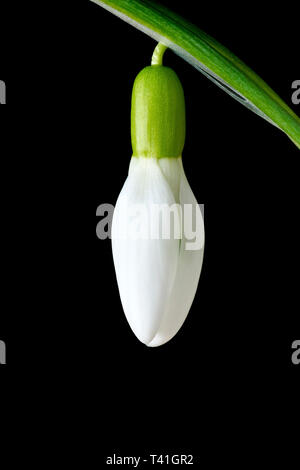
left=112, top=157, right=180, bottom=345
left=148, top=160, right=205, bottom=347
left=157, top=157, right=182, bottom=203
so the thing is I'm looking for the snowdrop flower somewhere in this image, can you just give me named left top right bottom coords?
left=112, top=43, right=205, bottom=347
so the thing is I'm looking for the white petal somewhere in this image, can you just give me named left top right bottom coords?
left=148, top=161, right=205, bottom=347
left=112, top=157, right=180, bottom=345
left=157, top=157, right=182, bottom=203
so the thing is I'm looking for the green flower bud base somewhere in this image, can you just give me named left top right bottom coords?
left=131, top=45, right=186, bottom=159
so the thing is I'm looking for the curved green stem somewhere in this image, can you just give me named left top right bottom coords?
left=151, top=42, right=167, bottom=65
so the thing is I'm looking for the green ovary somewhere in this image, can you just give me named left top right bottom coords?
left=131, top=65, right=186, bottom=159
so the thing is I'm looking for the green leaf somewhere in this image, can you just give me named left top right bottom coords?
left=90, top=0, right=300, bottom=149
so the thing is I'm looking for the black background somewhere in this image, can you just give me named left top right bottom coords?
left=0, top=0, right=299, bottom=465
